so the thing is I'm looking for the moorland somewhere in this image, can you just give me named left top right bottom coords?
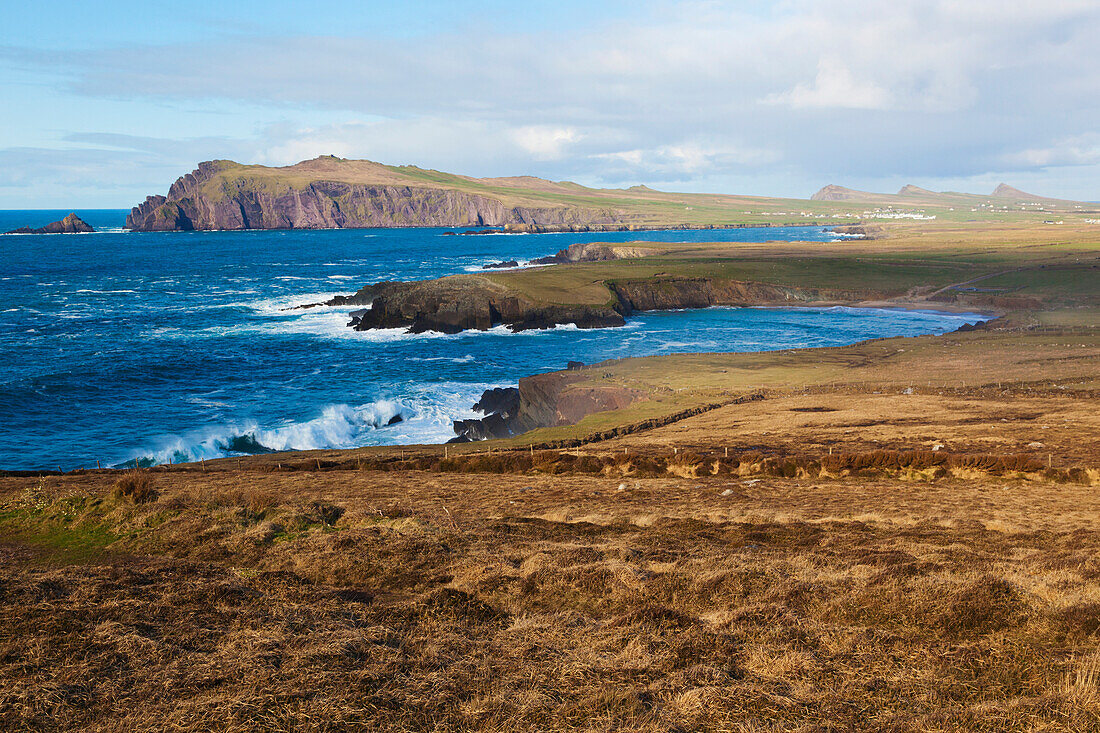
left=2, top=195, right=1098, bottom=731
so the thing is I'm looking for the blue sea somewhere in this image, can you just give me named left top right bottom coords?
left=0, top=210, right=985, bottom=470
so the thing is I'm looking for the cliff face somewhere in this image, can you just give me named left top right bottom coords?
left=348, top=277, right=626, bottom=334
left=453, top=372, right=645, bottom=440
left=530, top=242, right=658, bottom=265
left=610, top=278, right=816, bottom=312
left=127, top=160, right=624, bottom=232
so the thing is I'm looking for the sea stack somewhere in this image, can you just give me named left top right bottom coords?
left=5, top=213, right=94, bottom=235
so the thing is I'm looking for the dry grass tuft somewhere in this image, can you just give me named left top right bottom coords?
left=110, top=469, right=157, bottom=504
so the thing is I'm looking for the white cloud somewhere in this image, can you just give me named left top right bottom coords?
left=1003, top=134, right=1100, bottom=169
left=764, top=58, right=892, bottom=110
left=593, top=141, right=779, bottom=179
left=508, top=126, right=580, bottom=160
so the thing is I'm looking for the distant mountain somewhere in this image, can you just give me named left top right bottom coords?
left=989, top=183, right=1065, bottom=202
left=809, top=185, right=877, bottom=201
left=811, top=182, right=1086, bottom=209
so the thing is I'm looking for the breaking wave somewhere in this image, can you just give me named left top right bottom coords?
left=124, top=401, right=407, bottom=466
left=122, top=383, right=496, bottom=467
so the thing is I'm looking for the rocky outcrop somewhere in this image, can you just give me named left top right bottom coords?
left=318, top=272, right=871, bottom=336
left=346, top=276, right=626, bottom=334
left=530, top=242, right=657, bottom=265
left=829, top=224, right=886, bottom=239
left=127, top=160, right=625, bottom=232
left=452, top=373, right=644, bottom=441
left=452, top=387, right=521, bottom=441
left=6, top=213, right=93, bottom=235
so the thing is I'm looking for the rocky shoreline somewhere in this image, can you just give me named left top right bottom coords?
left=450, top=362, right=644, bottom=442
left=320, top=273, right=864, bottom=335
left=302, top=240, right=872, bottom=335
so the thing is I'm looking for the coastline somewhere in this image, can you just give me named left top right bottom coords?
left=449, top=304, right=996, bottom=442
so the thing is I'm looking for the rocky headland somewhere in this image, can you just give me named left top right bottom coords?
left=127, top=159, right=631, bottom=232
left=303, top=240, right=879, bottom=335
left=125, top=156, right=884, bottom=232
left=319, top=273, right=865, bottom=336
left=5, top=213, right=93, bottom=235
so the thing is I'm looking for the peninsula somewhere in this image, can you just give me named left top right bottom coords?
left=308, top=217, right=1095, bottom=337
left=126, top=156, right=1095, bottom=232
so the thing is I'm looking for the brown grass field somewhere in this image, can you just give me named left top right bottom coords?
left=1, top=220, right=1098, bottom=731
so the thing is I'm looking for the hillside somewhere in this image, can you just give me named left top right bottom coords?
left=127, top=156, right=1097, bottom=231
left=126, top=156, right=817, bottom=232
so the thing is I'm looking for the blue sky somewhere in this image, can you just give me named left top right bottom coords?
left=2, top=0, right=1098, bottom=207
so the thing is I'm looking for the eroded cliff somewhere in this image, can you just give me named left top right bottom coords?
left=452, top=370, right=646, bottom=441
left=126, top=159, right=626, bottom=232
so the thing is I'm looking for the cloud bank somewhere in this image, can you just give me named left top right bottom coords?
left=2, top=0, right=1098, bottom=206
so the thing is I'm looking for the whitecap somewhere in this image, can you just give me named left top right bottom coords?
left=74, top=289, right=138, bottom=294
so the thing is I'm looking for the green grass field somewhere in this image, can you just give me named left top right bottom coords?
left=192, top=156, right=1100, bottom=228
left=474, top=222, right=1100, bottom=308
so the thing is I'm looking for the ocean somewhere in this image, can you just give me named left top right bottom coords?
left=0, top=210, right=984, bottom=470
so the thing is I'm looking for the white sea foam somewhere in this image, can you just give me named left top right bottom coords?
left=74, top=289, right=138, bottom=294
left=131, top=400, right=406, bottom=465
left=461, top=259, right=546, bottom=272
left=407, top=354, right=476, bottom=364
left=128, top=383, right=499, bottom=465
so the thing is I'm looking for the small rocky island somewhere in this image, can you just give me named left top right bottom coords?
left=5, top=213, right=93, bottom=235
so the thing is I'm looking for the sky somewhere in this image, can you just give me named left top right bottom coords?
left=1, top=0, right=1098, bottom=208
